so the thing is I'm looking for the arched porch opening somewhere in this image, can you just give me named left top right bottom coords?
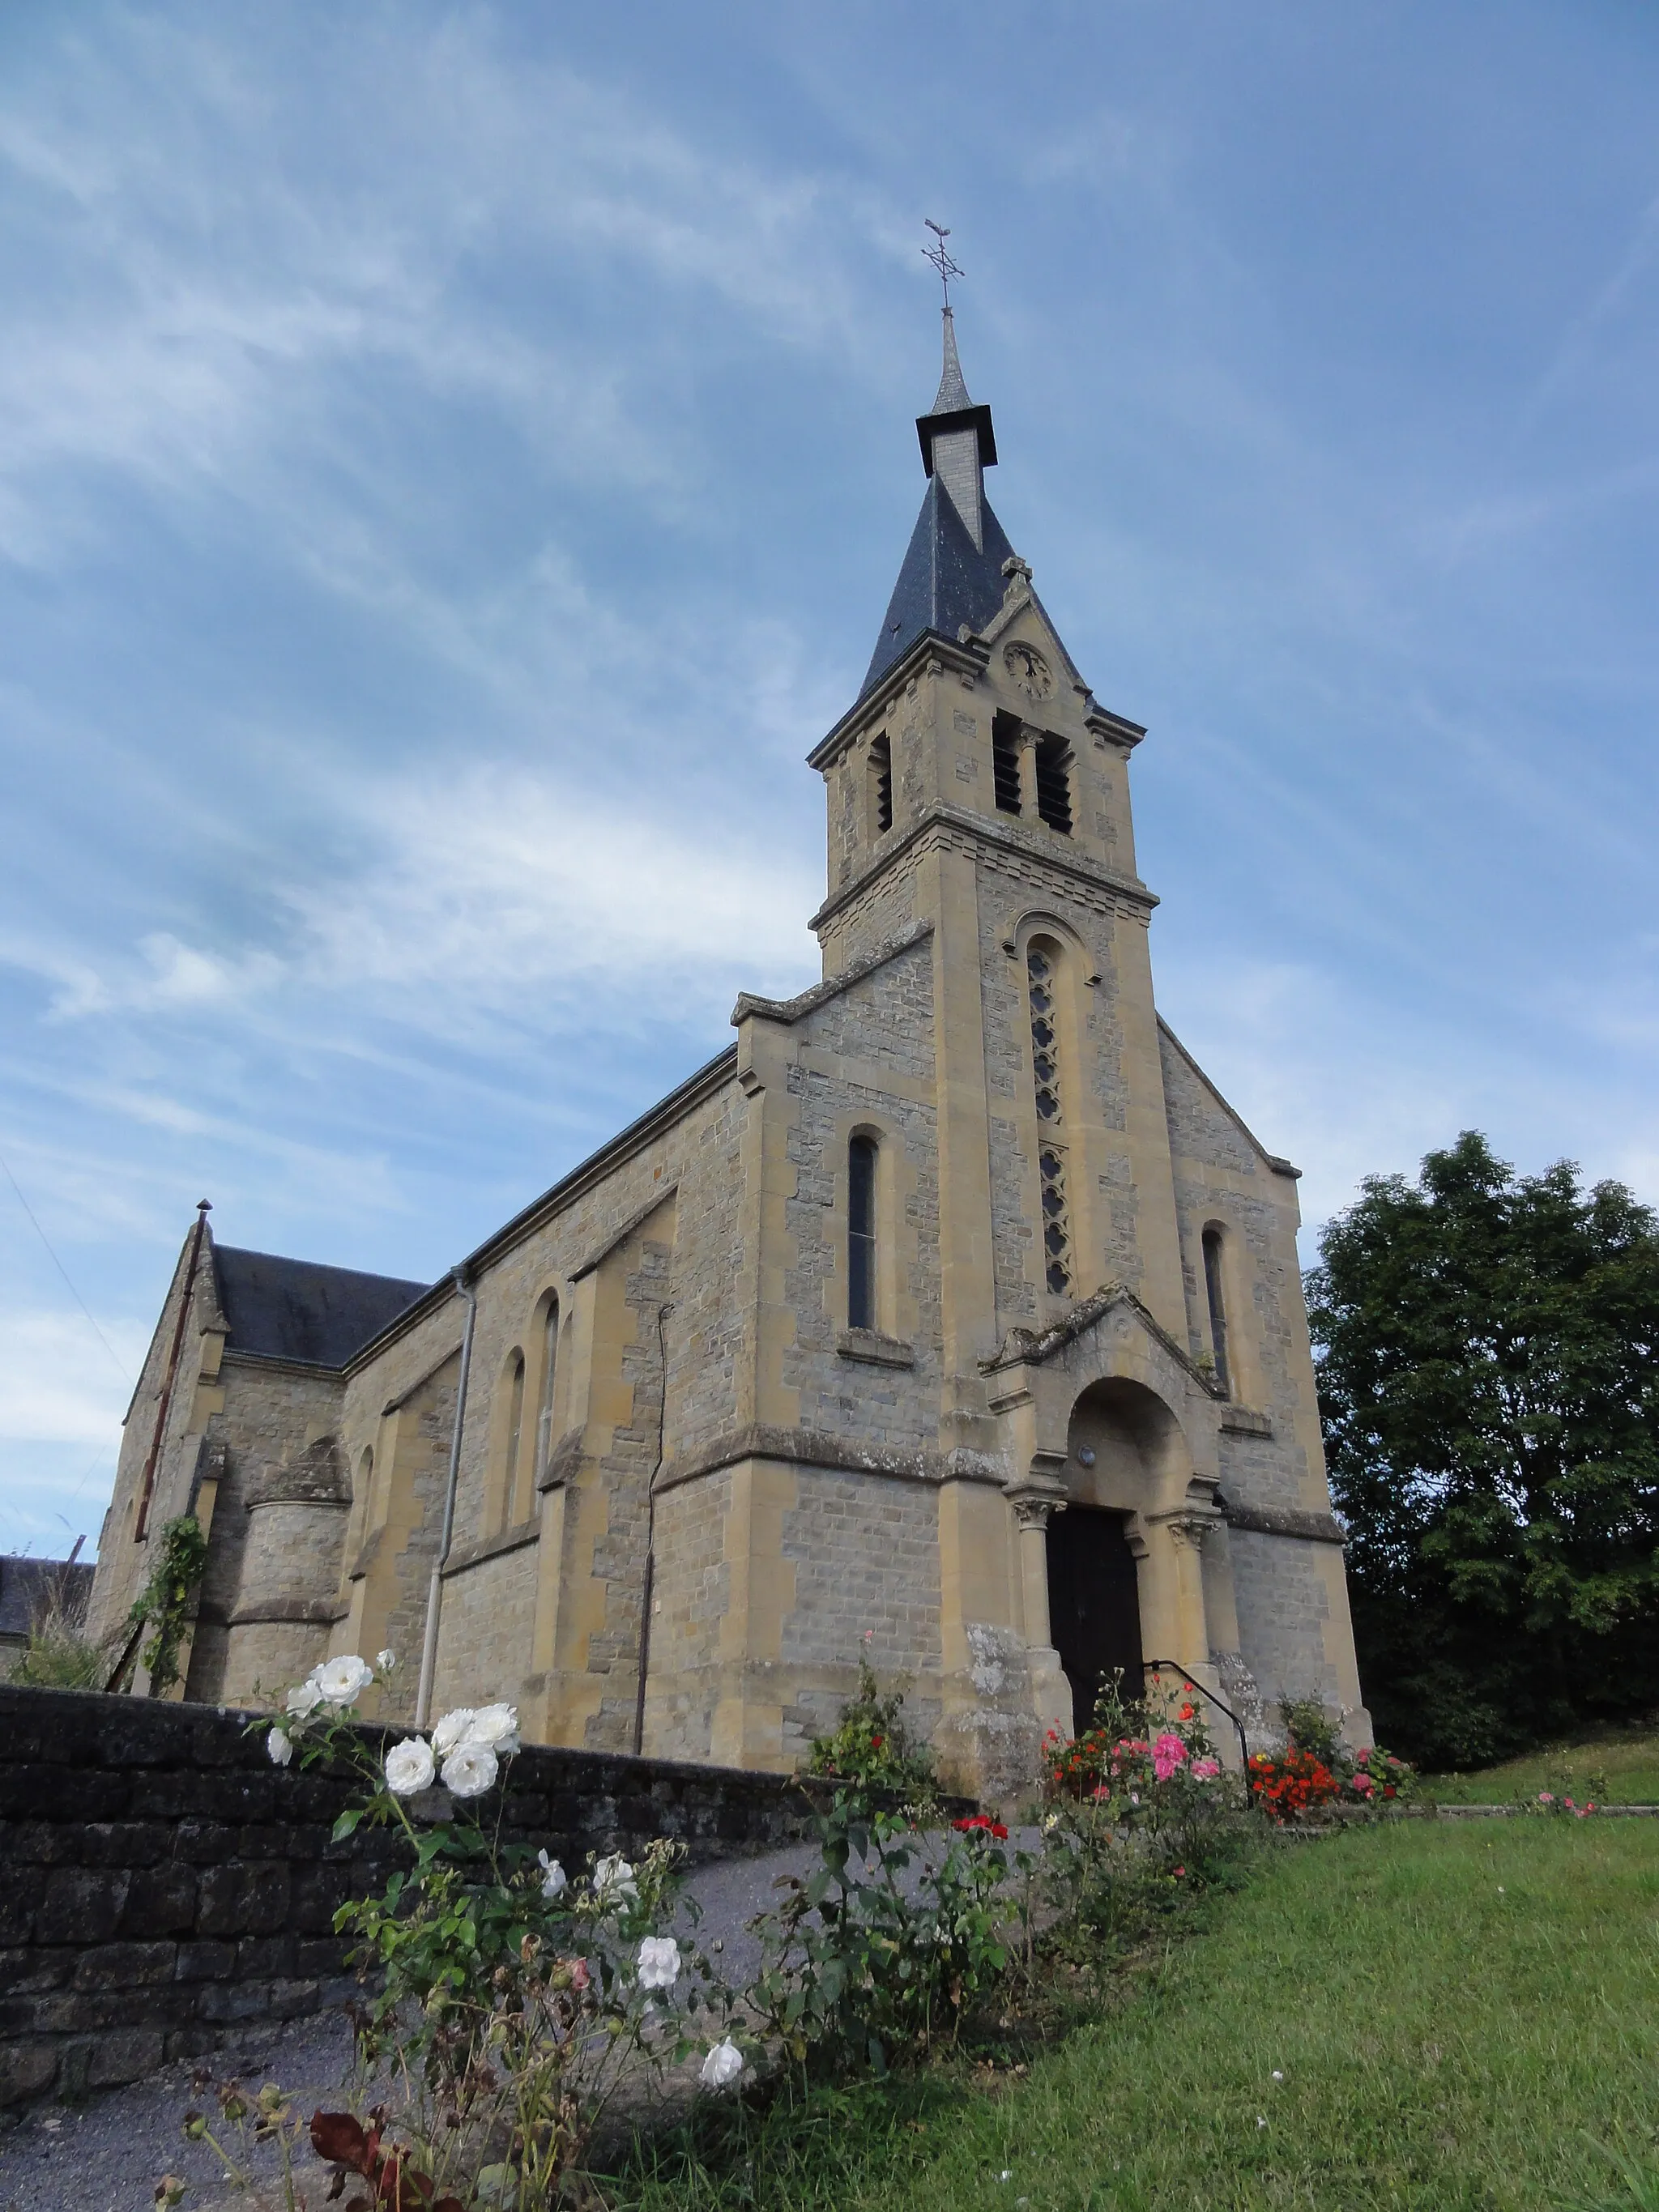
left=1044, top=1379, right=1185, bottom=1733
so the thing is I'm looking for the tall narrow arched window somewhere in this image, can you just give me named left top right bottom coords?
left=1202, top=1228, right=1230, bottom=1396
left=867, top=733, right=893, bottom=837
left=1026, top=940, right=1072, bottom=1295
left=499, top=1351, right=526, bottom=1532
left=533, top=1298, right=560, bottom=1491
left=847, top=1135, right=877, bottom=1331
left=348, top=1445, right=374, bottom=1566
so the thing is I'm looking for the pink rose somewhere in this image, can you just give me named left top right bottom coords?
left=1153, top=1733, right=1189, bottom=1783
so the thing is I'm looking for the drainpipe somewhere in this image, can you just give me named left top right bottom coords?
left=415, top=1266, right=476, bottom=1730
left=631, top=1301, right=674, bottom=1758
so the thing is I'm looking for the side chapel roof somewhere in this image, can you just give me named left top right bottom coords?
left=212, top=1244, right=430, bottom=1370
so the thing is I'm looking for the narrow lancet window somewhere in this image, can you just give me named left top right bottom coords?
left=992, top=712, right=1022, bottom=814
left=1027, top=942, right=1073, bottom=1294
left=848, top=1135, right=877, bottom=1330
left=1202, top=1228, right=1230, bottom=1396
left=868, top=733, right=893, bottom=836
left=1034, top=735, right=1073, bottom=833
left=534, top=1297, right=560, bottom=1484
left=501, top=1351, right=525, bottom=1527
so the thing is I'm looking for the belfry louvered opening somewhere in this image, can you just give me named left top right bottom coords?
left=868, top=732, right=893, bottom=836
left=992, top=711, right=1022, bottom=814
left=1034, top=734, right=1073, bottom=833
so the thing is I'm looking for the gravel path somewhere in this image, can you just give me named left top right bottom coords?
left=0, top=1841, right=821, bottom=2212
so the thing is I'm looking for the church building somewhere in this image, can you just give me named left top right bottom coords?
left=86, top=307, right=1369, bottom=1796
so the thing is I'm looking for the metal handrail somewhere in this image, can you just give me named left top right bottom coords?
left=1140, top=1659, right=1251, bottom=1775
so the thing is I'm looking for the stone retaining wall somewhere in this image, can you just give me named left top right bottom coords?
left=0, top=1686, right=874, bottom=2109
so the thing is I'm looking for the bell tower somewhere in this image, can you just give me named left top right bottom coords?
left=807, top=305, right=1191, bottom=1426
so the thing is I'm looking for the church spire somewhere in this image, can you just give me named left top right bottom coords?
left=859, top=248, right=1009, bottom=699
left=932, top=303, right=972, bottom=412
left=915, top=302, right=997, bottom=551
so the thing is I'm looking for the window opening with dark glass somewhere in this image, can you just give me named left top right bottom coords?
left=1202, top=1228, right=1230, bottom=1395
left=868, top=733, right=893, bottom=836
left=848, top=1136, right=877, bottom=1330
left=992, top=711, right=1023, bottom=814
left=1034, top=735, right=1073, bottom=833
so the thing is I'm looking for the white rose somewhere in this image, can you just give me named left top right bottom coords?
left=464, top=1703, right=520, bottom=1756
left=537, top=1850, right=567, bottom=1900
left=701, top=2039, right=743, bottom=2090
left=376, top=1650, right=396, bottom=1673
left=315, top=1655, right=374, bottom=1707
left=431, top=1707, right=476, bottom=1758
left=591, top=1854, right=638, bottom=1907
left=384, top=1738, right=436, bottom=1796
left=441, top=1741, right=499, bottom=1799
left=267, top=1726, right=293, bottom=1767
left=285, top=1679, right=323, bottom=1720
left=636, top=1936, right=680, bottom=1990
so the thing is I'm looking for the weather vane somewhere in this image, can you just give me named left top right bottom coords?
left=922, top=219, right=964, bottom=309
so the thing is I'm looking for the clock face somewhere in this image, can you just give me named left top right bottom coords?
left=1004, top=640, right=1054, bottom=700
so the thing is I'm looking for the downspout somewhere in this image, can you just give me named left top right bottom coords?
left=415, top=1266, right=477, bottom=1729
left=134, top=1200, right=212, bottom=1544
left=631, top=1300, right=674, bottom=1757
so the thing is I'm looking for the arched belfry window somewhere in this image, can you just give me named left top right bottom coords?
left=867, top=734, right=893, bottom=837
left=848, top=1134, right=878, bottom=1331
left=534, top=1296, right=560, bottom=1487
left=1202, top=1227, right=1230, bottom=1396
left=1026, top=940, right=1073, bottom=1295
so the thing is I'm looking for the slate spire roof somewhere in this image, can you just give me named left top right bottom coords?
left=862, top=306, right=1011, bottom=700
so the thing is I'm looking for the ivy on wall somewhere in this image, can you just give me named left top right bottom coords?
left=124, top=1513, right=210, bottom=1697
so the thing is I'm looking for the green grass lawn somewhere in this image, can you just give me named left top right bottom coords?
left=1423, top=1724, right=1659, bottom=1807
left=624, top=1820, right=1659, bottom=2212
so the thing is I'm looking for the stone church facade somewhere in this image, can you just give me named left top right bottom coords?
left=87, top=312, right=1368, bottom=1796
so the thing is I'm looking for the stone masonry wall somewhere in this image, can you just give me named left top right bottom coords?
left=0, top=1684, right=890, bottom=2112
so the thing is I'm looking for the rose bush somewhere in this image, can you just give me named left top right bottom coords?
left=247, top=1655, right=737, bottom=2206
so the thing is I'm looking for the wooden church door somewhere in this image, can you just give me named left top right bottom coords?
left=1045, top=1506, right=1143, bottom=1735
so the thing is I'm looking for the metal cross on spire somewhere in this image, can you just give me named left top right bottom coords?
left=922, top=219, right=964, bottom=308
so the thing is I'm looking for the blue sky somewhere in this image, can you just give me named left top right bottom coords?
left=3, top=2, right=1657, bottom=1558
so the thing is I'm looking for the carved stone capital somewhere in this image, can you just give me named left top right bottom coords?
left=1007, top=1485, right=1067, bottom=1532
left=1159, top=1511, right=1219, bottom=1552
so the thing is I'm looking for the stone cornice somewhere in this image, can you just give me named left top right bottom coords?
left=808, top=631, right=988, bottom=769
left=731, top=921, right=934, bottom=1029
left=570, top=1184, right=679, bottom=1282
left=659, top=1423, right=1008, bottom=1495
left=979, top=1281, right=1225, bottom=1402
left=809, top=803, right=1158, bottom=939
left=441, top=1519, right=539, bottom=1578
left=1220, top=1500, right=1347, bottom=1548
left=220, top=1347, right=351, bottom=1385
left=1156, top=1016, right=1302, bottom=1183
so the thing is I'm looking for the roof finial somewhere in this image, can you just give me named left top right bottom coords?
left=922, top=218, right=963, bottom=309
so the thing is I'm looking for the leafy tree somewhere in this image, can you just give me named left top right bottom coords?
left=1305, top=1132, right=1659, bottom=1768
